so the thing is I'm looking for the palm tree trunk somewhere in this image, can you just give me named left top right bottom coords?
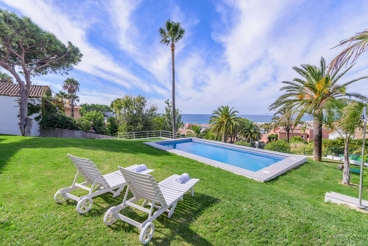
left=71, top=98, right=75, bottom=118
left=342, top=139, right=350, bottom=184
left=286, top=127, right=290, bottom=143
left=171, top=43, right=176, bottom=139
left=313, top=115, right=322, bottom=161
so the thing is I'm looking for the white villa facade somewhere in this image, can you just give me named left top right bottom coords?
left=0, top=82, right=49, bottom=136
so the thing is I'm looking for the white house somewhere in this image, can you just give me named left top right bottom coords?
left=0, top=82, right=49, bottom=136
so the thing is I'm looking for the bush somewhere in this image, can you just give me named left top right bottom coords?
left=78, top=111, right=108, bottom=135
left=290, top=136, right=305, bottom=143
left=39, top=113, right=79, bottom=130
left=265, top=140, right=290, bottom=153
left=290, top=142, right=313, bottom=155
left=268, top=133, right=278, bottom=142
left=235, top=141, right=251, bottom=147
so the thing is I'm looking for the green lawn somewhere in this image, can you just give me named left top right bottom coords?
left=1, top=136, right=368, bottom=245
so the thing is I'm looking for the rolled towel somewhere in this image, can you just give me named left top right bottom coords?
left=128, top=164, right=147, bottom=172
left=136, top=164, right=147, bottom=172
left=175, top=173, right=190, bottom=183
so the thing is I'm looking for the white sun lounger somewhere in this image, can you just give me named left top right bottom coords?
left=54, top=154, right=153, bottom=214
left=103, top=167, right=200, bottom=244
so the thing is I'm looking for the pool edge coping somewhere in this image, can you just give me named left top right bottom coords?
left=144, top=138, right=307, bottom=182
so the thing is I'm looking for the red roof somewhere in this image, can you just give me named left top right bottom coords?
left=0, top=82, right=49, bottom=98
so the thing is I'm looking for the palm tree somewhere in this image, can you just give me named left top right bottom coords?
left=62, top=78, right=80, bottom=118
left=269, top=57, right=368, bottom=161
left=159, top=20, right=185, bottom=139
left=271, top=107, right=300, bottom=143
left=209, top=105, right=241, bottom=143
left=329, top=29, right=368, bottom=71
left=55, top=91, right=68, bottom=102
left=239, top=119, right=261, bottom=144
left=0, top=72, right=13, bottom=83
left=189, top=125, right=203, bottom=138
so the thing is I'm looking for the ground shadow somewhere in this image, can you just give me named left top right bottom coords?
left=106, top=192, right=219, bottom=245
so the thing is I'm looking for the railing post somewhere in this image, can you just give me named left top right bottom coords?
left=133, top=132, right=135, bottom=139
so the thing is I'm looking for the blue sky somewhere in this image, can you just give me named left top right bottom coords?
left=1, top=0, right=368, bottom=114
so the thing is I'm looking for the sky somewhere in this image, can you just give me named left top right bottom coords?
left=1, top=0, right=368, bottom=114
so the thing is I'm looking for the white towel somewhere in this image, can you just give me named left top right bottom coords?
left=128, top=164, right=147, bottom=172
left=175, top=173, right=190, bottom=183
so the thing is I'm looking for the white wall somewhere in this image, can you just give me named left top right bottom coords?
left=0, top=96, right=41, bottom=136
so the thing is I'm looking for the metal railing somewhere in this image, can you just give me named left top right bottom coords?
left=118, top=130, right=175, bottom=139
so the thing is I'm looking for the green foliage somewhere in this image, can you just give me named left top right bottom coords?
left=0, top=10, right=82, bottom=76
left=114, top=95, right=158, bottom=133
left=152, top=115, right=165, bottom=130
left=238, top=119, right=261, bottom=142
left=290, top=142, right=313, bottom=155
left=106, top=116, right=118, bottom=136
left=290, top=136, right=305, bottom=143
left=78, top=111, right=108, bottom=135
left=265, top=140, right=291, bottom=153
left=210, top=105, right=241, bottom=142
left=202, top=128, right=217, bottom=140
left=0, top=71, right=13, bottom=83
left=39, top=113, right=79, bottom=130
left=189, top=125, right=203, bottom=138
left=268, top=133, right=278, bottom=142
left=162, top=100, right=183, bottom=131
left=235, top=140, right=251, bottom=147
left=80, top=104, right=113, bottom=117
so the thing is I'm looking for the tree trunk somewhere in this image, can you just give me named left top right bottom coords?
left=342, top=139, right=350, bottom=184
left=313, top=116, right=322, bottom=161
left=18, top=85, right=32, bottom=136
left=171, top=43, right=176, bottom=139
left=71, top=98, right=75, bottom=118
left=286, top=127, right=290, bottom=143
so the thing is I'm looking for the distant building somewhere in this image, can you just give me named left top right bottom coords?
left=64, top=103, right=81, bottom=119
left=0, top=82, right=49, bottom=136
left=261, top=126, right=333, bottom=142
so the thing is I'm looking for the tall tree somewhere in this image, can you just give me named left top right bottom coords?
left=209, top=105, right=241, bottom=143
left=159, top=19, right=185, bottom=139
left=239, top=119, right=261, bottom=144
left=269, top=57, right=367, bottom=161
left=0, top=10, right=82, bottom=136
left=115, top=95, right=158, bottom=133
left=325, top=100, right=364, bottom=184
left=329, top=29, right=368, bottom=71
left=62, top=78, right=80, bottom=118
left=0, top=71, right=13, bottom=83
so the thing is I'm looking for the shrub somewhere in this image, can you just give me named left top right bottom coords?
left=107, top=116, right=118, bottom=136
left=78, top=111, right=108, bottom=135
left=235, top=141, right=251, bottom=147
left=265, top=140, right=290, bottom=153
left=290, top=136, right=305, bottom=143
left=268, top=133, right=278, bottom=142
left=39, top=113, right=79, bottom=130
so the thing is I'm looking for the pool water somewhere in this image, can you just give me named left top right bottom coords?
left=159, top=139, right=285, bottom=172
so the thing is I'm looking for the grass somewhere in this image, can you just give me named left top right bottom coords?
left=1, top=135, right=368, bottom=245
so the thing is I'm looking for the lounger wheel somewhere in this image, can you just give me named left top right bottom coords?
left=103, top=207, right=117, bottom=225
left=139, top=222, right=155, bottom=244
left=76, top=197, right=93, bottom=214
left=54, top=189, right=68, bottom=203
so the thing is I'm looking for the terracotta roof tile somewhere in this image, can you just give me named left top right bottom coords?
left=0, top=82, right=49, bottom=98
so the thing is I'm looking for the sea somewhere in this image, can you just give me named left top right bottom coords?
left=181, top=114, right=312, bottom=124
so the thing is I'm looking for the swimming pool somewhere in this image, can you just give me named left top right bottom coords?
left=158, top=138, right=284, bottom=172
left=145, top=138, right=307, bottom=182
